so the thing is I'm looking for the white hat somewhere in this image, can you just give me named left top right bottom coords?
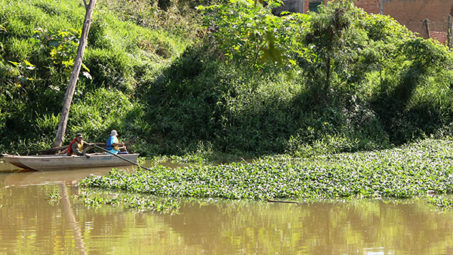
left=110, top=130, right=118, bottom=136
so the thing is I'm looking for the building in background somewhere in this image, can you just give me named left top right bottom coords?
left=276, top=0, right=453, bottom=44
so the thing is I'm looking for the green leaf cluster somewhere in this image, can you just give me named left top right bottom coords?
left=80, top=138, right=453, bottom=211
left=138, top=0, right=453, bottom=155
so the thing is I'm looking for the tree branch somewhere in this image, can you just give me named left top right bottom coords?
left=82, top=0, right=88, bottom=8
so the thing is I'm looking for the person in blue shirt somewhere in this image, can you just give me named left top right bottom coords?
left=106, top=130, right=128, bottom=154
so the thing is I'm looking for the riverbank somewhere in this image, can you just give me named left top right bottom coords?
left=2, top=1, right=453, bottom=158
left=79, top=138, right=453, bottom=211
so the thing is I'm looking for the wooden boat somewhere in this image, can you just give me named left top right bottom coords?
left=1, top=153, right=139, bottom=171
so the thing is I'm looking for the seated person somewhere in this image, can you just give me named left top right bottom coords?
left=106, top=130, right=128, bottom=154
left=67, top=133, right=86, bottom=156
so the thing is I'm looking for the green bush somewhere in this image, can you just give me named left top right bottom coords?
left=131, top=0, right=453, bottom=156
left=0, top=0, right=452, bottom=158
left=83, top=49, right=135, bottom=92
left=68, top=88, right=135, bottom=143
left=0, top=0, right=193, bottom=153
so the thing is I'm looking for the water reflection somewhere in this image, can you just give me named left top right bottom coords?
left=0, top=161, right=23, bottom=173
left=162, top=201, right=453, bottom=255
left=3, top=168, right=112, bottom=187
left=0, top=168, right=452, bottom=254
left=59, top=183, right=86, bottom=255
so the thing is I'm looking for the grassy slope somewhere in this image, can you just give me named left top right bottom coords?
left=0, top=0, right=197, bottom=153
left=0, top=0, right=452, bottom=159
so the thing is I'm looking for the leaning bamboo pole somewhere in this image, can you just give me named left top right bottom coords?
left=53, top=0, right=96, bottom=148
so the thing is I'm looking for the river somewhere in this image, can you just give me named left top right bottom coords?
left=0, top=163, right=452, bottom=255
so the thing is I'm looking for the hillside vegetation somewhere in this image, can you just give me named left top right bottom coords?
left=0, top=0, right=201, bottom=152
left=0, top=0, right=452, bottom=157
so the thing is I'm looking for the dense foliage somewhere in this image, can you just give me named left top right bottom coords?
left=139, top=0, right=453, bottom=155
left=80, top=139, right=453, bottom=210
left=0, top=0, right=200, bottom=153
left=0, top=0, right=452, bottom=157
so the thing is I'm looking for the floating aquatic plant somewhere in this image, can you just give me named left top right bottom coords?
left=80, top=139, right=453, bottom=211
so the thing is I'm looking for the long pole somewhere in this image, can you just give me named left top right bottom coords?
left=90, top=144, right=152, bottom=171
left=53, top=0, right=96, bottom=147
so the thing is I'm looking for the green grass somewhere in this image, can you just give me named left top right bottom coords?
left=1, top=0, right=453, bottom=163
left=79, top=138, right=453, bottom=211
left=0, top=0, right=200, bottom=153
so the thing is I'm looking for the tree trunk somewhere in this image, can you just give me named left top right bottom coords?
left=53, top=0, right=96, bottom=148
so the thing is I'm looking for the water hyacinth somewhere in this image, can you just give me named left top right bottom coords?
left=427, top=195, right=453, bottom=209
left=77, top=189, right=181, bottom=213
left=79, top=139, right=453, bottom=210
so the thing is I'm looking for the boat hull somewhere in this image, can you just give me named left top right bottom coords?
left=1, top=153, right=139, bottom=171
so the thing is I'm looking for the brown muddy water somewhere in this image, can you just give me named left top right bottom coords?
left=0, top=163, right=452, bottom=255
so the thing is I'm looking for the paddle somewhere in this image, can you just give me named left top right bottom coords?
left=88, top=143, right=152, bottom=171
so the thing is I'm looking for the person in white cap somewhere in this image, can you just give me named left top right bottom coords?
left=106, top=129, right=127, bottom=154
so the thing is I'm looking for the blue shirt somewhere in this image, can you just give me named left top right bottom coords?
left=106, top=135, right=119, bottom=154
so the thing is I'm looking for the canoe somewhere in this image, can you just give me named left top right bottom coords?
left=1, top=153, right=139, bottom=171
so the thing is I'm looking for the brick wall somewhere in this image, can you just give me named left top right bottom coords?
left=387, top=0, right=450, bottom=39
left=354, top=0, right=380, bottom=14
left=353, top=0, right=451, bottom=42
left=280, top=0, right=453, bottom=43
left=430, top=31, right=448, bottom=44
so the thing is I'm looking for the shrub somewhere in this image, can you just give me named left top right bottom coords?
left=68, top=88, right=134, bottom=143
left=0, top=0, right=192, bottom=153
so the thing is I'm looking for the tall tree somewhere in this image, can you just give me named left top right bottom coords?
left=53, top=0, right=96, bottom=148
